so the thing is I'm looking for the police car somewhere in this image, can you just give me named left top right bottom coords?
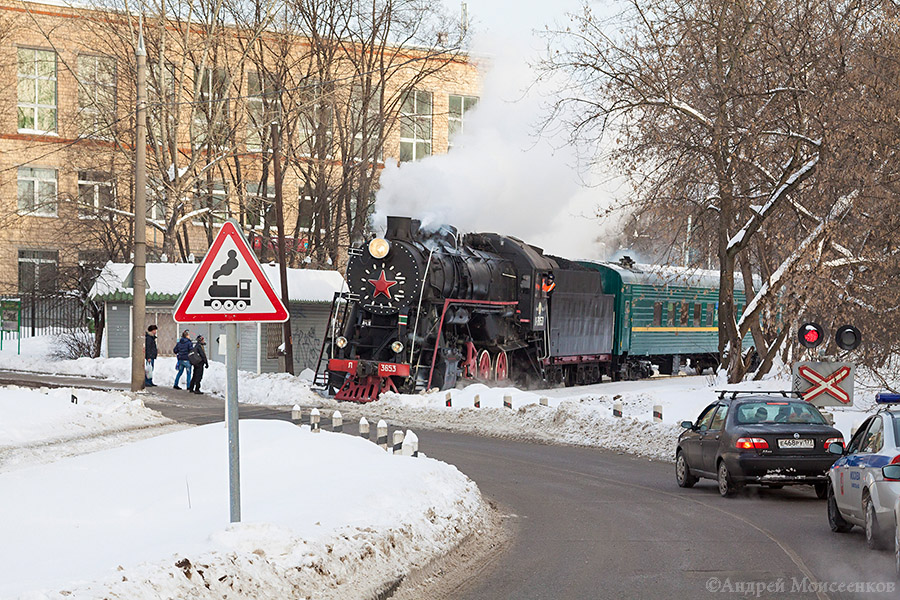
left=826, top=393, right=900, bottom=553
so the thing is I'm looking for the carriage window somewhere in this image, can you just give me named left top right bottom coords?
left=679, top=302, right=689, bottom=326
left=653, top=302, right=662, bottom=327
left=667, top=302, right=675, bottom=326
left=706, top=303, right=715, bottom=326
left=693, top=303, right=702, bottom=327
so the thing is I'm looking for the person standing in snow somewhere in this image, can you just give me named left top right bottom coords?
left=188, top=335, right=209, bottom=394
left=144, top=324, right=158, bottom=387
left=173, top=330, right=193, bottom=390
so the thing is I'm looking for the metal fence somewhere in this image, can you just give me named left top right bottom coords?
left=0, top=294, right=92, bottom=338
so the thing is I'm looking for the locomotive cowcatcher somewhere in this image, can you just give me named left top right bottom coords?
left=320, top=216, right=617, bottom=402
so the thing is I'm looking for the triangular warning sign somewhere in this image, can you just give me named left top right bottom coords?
left=173, top=221, right=289, bottom=323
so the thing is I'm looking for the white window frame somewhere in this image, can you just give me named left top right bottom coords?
left=17, top=47, right=57, bottom=135
left=17, top=167, right=58, bottom=217
left=77, top=171, right=115, bottom=219
left=399, top=89, right=432, bottom=162
left=18, top=249, right=59, bottom=294
left=192, top=67, right=228, bottom=145
left=77, top=54, right=117, bottom=139
left=351, top=84, right=383, bottom=163
left=192, top=181, right=229, bottom=226
left=298, top=82, right=333, bottom=158
left=448, top=94, right=478, bottom=149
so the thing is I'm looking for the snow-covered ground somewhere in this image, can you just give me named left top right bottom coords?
left=0, top=333, right=882, bottom=463
left=0, top=341, right=490, bottom=599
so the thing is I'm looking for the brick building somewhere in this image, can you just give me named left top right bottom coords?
left=0, top=0, right=481, bottom=300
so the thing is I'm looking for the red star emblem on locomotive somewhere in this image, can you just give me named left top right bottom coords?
left=368, top=269, right=399, bottom=299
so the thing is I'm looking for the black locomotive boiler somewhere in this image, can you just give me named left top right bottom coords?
left=323, top=215, right=616, bottom=401
left=204, top=279, right=251, bottom=311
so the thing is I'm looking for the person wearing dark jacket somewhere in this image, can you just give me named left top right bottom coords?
left=188, top=335, right=209, bottom=394
left=173, top=330, right=193, bottom=390
left=144, top=325, right=158, bottom=387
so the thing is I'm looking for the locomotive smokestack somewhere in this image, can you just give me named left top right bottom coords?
left=386, top=216, right=413, bottom=241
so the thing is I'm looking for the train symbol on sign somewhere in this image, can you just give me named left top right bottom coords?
left=204, top=249, right=251, bottom=311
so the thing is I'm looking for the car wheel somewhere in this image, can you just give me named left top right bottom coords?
left=827, top=482, right=853, bottom=533
left=814, top=482, right=828, bottom=500
left=865, top=494, right=889, bottom=550
left=675, top=451, right=698, bottom=488
left=717, top=460, right=739, bottom=497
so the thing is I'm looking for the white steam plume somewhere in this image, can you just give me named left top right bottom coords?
left=373, top=35, right=628, bottom=260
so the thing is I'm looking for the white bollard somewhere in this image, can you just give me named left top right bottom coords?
left=332, top=411, right=343, bottom=433
left=445, top=392, right=452, bottom=407
left=392, top=430, right=405, bottom=454
left=310, top=408, right=320, bottom=433
left=474, top=394, right=480, bottom=408
left=377, top=420, right=388, bottom=449
left=359, top=417, right=370, bottom=440
left=613, top=401, right=623, bottom=418
left=653, top=405, right=663, bottom=422
left=291, top=404, right=302, bottom=422
left=503, top=395, right=512, bottom=409
left=540, top=397, right=549, bottom=407
left=402, top=430, right=419, bottom=457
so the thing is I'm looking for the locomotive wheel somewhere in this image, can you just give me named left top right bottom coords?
left=495, top=351, right=509, bottom=381
left=477, top=350, right=492, bottom=380
left=463, top=342, right=478, bottom=378
left=564, top=365, right=576, bottom=387
left=211, top=299, right=223, bottom=310
left=236, top=300, right=247, bottom=311
left=223, top=300, right=235, bottom=310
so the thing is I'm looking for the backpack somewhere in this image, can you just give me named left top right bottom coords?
left=188, top=348, right=202, bottom=366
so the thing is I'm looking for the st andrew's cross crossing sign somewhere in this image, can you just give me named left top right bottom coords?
left=173, top=220, right=288, bottom=323
left=792, top=361, right=855, bottom=407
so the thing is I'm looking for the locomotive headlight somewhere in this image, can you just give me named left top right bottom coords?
left=336, top=336, right=348, bottom=349
left=391, top=341, right=404, bottom=354
left=368, top=238, right=391, bottom=259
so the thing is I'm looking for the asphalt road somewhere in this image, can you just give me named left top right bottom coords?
left=3, top=370, right=897, bottom=599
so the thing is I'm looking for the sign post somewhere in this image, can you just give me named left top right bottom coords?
left=0, top=299, right=21, bottom=354
left=173, top=220, right=288, bottom=523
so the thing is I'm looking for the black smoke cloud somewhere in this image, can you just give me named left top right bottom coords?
left=213, top=250, right=239, bottom=279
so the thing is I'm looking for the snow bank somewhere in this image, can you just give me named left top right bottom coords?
left=0, top=421, right=487, bottom=599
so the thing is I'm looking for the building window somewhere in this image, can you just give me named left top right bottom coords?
left=399, top=89, right=432, bottom=162
left=350, top=84, right=383, bottom=162
left=247, top=71, right=273, bottom=151
left=192, top=67, right=228, bottom=145
left=17, top=167, right=57, bottom=216
left=77, top=54, right=116, bottom=138
left=448, top=94, right=477, bottom=148
left=246, top=182, right=275, bottom=230
left=18, top=249, right=58, bottom=294
left=77, top=171, right=115, bottom=219
left=298, top=82, right=333, bottom=157
left=193, top=181, right=228, bottom=226
left=653, top=301, right=662, bottom=327
left=148, top=60, right=175, bottom=146
left=17, top=48, right=57, bottom=133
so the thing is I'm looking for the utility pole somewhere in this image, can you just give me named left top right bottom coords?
left=272, top=118, right=294, bottom=374
left=131, top=21, right=148, bottom=392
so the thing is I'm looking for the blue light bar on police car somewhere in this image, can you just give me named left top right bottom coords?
left=875, top=393, right=900, bottom=404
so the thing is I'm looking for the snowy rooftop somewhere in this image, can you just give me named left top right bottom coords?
left=90, top=262, right=345, bottom=304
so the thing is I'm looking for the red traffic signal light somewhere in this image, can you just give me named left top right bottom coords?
left=835, top=325, right=861, bottom=351
left=798, top=322, right=824, bottom=348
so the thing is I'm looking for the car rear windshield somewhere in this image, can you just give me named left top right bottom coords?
left=734, top=401, right=827, bottom=425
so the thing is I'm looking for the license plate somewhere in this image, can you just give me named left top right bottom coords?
left=777, top=438, right=814, bottom=449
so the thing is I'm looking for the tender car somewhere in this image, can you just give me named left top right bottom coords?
left=826, top=395, right=900, bottom=551
left=676, top=393, right=844, bottom=498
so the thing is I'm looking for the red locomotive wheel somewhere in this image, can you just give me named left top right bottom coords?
left=495, top=351, right=509, bottom=381
left=477, top=350, right=492, bottom=380
left=463, top=342, right=478, bottom=378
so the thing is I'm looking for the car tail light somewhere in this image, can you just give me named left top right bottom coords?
left=824, top=437, right=843, bottom=450
left=736, top=437, right=769, bottom=450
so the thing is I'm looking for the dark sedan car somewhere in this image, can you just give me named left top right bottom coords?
left=676, top=394, right=844, bottom=497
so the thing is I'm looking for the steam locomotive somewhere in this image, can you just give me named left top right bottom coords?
left=323, top=216, right=740, bottom=402
left=204, top=279, right=251, bottom=311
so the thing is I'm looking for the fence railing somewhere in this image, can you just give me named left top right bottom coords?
left=0, top=294, right=92, bottom=339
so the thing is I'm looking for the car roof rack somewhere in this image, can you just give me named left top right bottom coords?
left=716, top=390, right=802, bottom=401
